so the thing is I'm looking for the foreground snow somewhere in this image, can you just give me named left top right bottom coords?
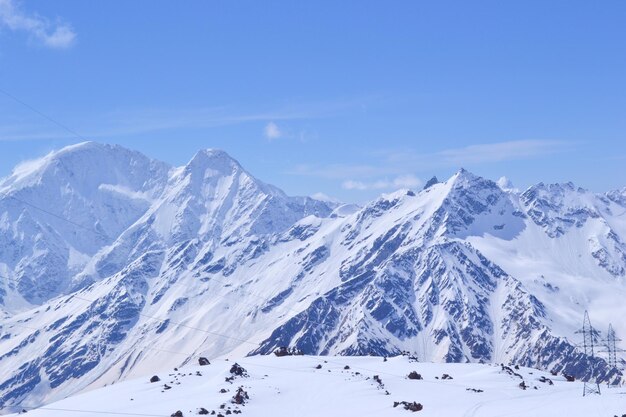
left=6, top=356, right=625, bottom=417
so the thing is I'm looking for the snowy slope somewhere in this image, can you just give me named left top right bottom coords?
left=4, top=356, right=626, bottom=417
left=0, top=142, right=625, bottom=411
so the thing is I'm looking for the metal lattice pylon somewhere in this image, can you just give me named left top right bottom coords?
left=574, top=310, right=601, bottom=396
left=599, top=323, right=624, bottom=388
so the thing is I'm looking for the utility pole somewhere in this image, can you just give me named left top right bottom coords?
left=575, top=310, right=601, bottom=396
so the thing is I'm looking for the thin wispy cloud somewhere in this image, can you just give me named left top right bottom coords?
left=342, top=174, right=422, bottom=191
left=381, top=140, right=570, bottom=167
left=294, top=140, right=572, bottom=192
left=0, top=0, right=76, bottom=49
left=437, top=140, right=567, bottom=165
left=0, top=95, right=376, bottom=142
left=291, top=163, right=388, bottom=180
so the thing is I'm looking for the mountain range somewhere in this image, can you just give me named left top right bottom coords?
left=0, top=142, right=624, bottom=410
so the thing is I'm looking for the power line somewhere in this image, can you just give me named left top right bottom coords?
left=0, top=272, right=461, bottom=385
left=1, top=193, right=341, bottom=336
left=0, top=87, right=89, bottom=142
left=0, top=86, right=518, bottom=413
left=71, top=294, right=260, bottom=348
left=1, top=185, right=490, bottom=409
left=5, top=195, right=109, bottom=240
left=8, top=405, right=169, bottom=416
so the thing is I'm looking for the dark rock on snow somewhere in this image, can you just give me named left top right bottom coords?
left=407, top=371, right=422, bottom=380
left=393, top=401, right=424, bottom=412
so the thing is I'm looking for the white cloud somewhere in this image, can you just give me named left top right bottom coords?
left=342, top=175, right=422, bottom=191
left=392, top=174, right=422, bottom=189
left=264, top=122, right=282, bottom=140
left=0, top=0, right=76, bottom=49
left=310, top=192, right=340, bottom=203
left=341, top=180, right=368, bottom=190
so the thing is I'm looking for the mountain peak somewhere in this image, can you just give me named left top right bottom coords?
left=451, top=167, right=480, bottom=182
left=186, top=148, right=243, bottom=176
left=444, top=168, right=493, bottom=193
left=2, top=142, right=161, bottom=194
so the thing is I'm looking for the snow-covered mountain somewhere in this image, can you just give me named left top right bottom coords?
left=0, top=142, right=624, bottom=411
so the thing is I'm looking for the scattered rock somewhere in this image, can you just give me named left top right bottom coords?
left=274, top=346, right=304, bottom=357
left=315, top=364, right=322, bottom=369
left=407, top=371, right=422, bottom=380
left=563, top=374, right=575, bottom=382
left=519, top=381, right=528, bottom=390
left=220, top=388, right=228, bottom=393
left=230, top=363, right=247, bottom=377
left=171, top=411, right=183, bottom=417
left=150, top=375, right=161, bottom=383
left=466, top=388, right=484, bottom=393
left=344, top=365, right=350, bottom=370
left=373, top=375, right=385, bottom=389
left=164, top=384, right=172, bottom=390
left=441, top=374, right=453, bottom=380
left=232, top=387, right=249, bottom=405
left=538, top=376, right=554, bottom=385
left=393, top=401, right=423, bottom=412
left=199, top=357, right=211, bottom=366
left=198, top=408, right=209, bottom=415
left=500, top=365, right=523, bottom=380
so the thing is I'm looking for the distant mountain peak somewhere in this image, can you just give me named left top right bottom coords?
left=496, top=176, right=518, bottom=192
left=450, top=167, right=481, bottom=183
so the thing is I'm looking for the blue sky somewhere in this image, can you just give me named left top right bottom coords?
left=0, top=0, right=624, bottom=202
